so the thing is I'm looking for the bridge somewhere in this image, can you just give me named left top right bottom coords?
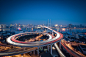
left=0, top=26, right=65, bottom=57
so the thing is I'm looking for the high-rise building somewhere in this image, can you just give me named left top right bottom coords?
left=0, top=24, right=6, bottom=28
left=68, top=24, right=74, bottom=28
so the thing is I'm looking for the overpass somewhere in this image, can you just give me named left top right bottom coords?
left=1, top=26, right=64, bottom=56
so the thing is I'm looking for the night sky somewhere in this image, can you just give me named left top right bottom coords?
left=0, top=0, right=86, bottom=25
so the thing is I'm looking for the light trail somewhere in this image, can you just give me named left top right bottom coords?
left=54, top=43, right=66, bottom=57
left=6, top=26, right=63, bottom=47
left=3, top=26, right=63, bottom=56
left=62, top=39, right=86, bottom=57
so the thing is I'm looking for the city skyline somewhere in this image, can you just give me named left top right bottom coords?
left=0, top=0, right=86, bottom=25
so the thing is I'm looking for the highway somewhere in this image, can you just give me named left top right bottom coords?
left=1, top=26, right=63, bottom=56
left=0, top=47, right=38, bottom=56
left=1, top=26, right=86, bottom=57
left=7, top=26, right=63, bottom=47
left=54, top=43, right=66, bottom=57
left=61, top=39, right=86, bottom=57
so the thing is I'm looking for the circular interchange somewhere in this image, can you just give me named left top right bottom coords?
left=11, top=32, right=51, bottom=44
left=7, top=26, right=63, bottom=47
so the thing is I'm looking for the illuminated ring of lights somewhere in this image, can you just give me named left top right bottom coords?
left=11, top=32, right=52, bottom=44
left=10, top=32, right=52, bottom=44
left=7, top=26, right=63, bottom=47
left=7, top=32, right=52, bottom=46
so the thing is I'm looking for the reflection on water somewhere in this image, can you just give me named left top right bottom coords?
left=0, top=28, right=10, bottom=31
left=52, top=28, right=86, bottom=33
left=65, top=29, right=86, bottom=33
left=0, top=28, right=86, bottom=33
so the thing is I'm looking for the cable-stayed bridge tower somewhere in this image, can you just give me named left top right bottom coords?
left=48, top=19, right=51, bottom=28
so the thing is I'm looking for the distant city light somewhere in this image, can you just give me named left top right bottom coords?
left=60, top=25, right=62, bottom=27
left=31, top=28, right=33, bottom=31
left=19, top=25, right=20, bottom=26
left=55, top=24, right=58, bottom=27
left=74, top=27, right=76, bottom=29
left=18, top=27, right=21, bottom=30
left=0, top=29, right=2, bottom=31
left=85, top=33, right=86, bottom=35
left=37, top=27, right=41, bottom=28
left=0, top=37, right=1, bottom=39
left=62, top=28, right=66, bottom=31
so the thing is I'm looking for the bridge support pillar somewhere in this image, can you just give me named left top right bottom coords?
left=47, top=45, right=49, bottom=51
left=59, top=40, right=61, bottom=49
left=50, top=44, right=52, bottom=55
left=41, top=46, right=43, bottom=50
left=37, top=47, right=39, bottom=55
left=33, top=50, right=35, bottom=54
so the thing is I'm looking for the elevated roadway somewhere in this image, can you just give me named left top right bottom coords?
left=7, top=26, right=63, bottom=47
left=1, top=26, right=64, bottom=56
